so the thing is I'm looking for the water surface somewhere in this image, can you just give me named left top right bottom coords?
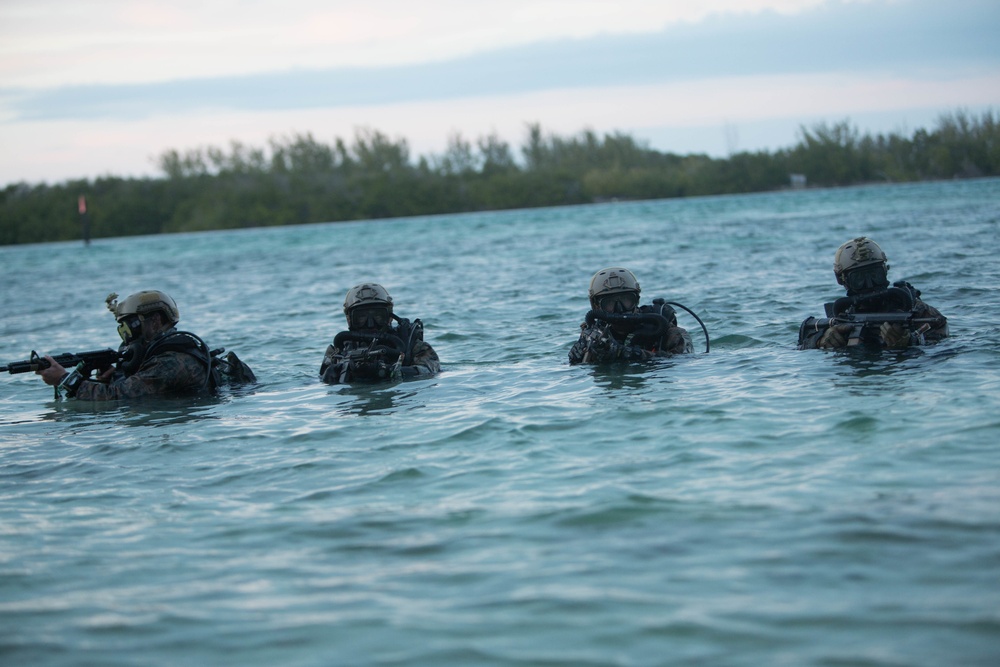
left=2, top=179, right=999, bottom=666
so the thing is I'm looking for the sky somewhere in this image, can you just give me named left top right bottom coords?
left=1, top=0, right=998, bottom=186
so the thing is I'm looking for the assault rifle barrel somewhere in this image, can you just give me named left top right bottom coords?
left=3, top=349, right=121, bottom=375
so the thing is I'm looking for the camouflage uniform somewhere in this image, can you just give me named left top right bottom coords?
left=74, top=328, right=211, bottom=400
left=569, top=307, right=693, bottom=365
left=320, top=333, right=440, bottom=384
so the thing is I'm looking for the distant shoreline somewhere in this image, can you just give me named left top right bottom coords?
left=2, top=110, right=996, bottom=246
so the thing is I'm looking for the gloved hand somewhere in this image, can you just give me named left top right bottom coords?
left=879, top=321, right=911, bottom=349
left=349, top=357, right=380, bottom=379
left=583, top=327, right=612, bottom=354
left=599, top=338, right=650, bottom=362
left=818, top=324, right=853, bottom=349
left=586, top=326, right=610, bottom=347
left=350, top=357, right=402, bottom=380
left=584, top=330, right=623, bottom=362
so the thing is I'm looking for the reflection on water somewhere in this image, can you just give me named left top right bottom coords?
left=587, top=363, right=654, bottom=392
left=332, top=383, right=408, bottom=417
left=831, top=346, right=926, bottom=378
left=35, top=394, right=222, bottom=428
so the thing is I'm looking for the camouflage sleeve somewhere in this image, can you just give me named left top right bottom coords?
left=401, top=341, right=440, bottom=377
left=320, top=343, right=342, bottom=376
left=798, top=317, right=826, bottom=350
left=568, top=325, right=591, bottom=364
left=915, top=300, right=949, bottom=343
left=73, top=351, right=208, bottom=400
left=658, top=326, right=693, bottom=355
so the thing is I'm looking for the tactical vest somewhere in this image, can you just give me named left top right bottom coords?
left=121, top=330, right=255, bottom=389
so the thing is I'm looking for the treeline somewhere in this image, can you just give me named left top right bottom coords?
left=1, top=109, right=997, bottom=245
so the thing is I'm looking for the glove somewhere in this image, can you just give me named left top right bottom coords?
left=818, top=324, right=852, bottom=349
left=349, top=358, right=380, bottom=379
left=879, top=321, right=911, bottom=349
left=591, top=338, right=636, bottom=362
left=585, top=327, right=610, bottom=348
left=351, top=358, right=402, bottom=380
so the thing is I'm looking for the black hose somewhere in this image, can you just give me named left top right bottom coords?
left=585, top=310, right=670, bottom=339
left=661, top=301, right=710, bottom=354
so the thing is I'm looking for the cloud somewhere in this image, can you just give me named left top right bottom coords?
left=4, top=0, right=997, bottom=124
left=1, top=0, right=998, bottom=184
left=0, top=1, right=831, bottom=88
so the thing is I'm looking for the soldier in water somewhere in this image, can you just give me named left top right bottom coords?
left=798, top=237, right=948, bottom=350
left=569, top=267, right=693, bottom=364
left=36, top=290, right=254, bottom=399
left=320, top=283, right=440, bottom=384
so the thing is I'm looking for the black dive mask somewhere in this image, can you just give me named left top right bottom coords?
left=597, top=291, right=638, bottom=314
left=117, top=315, right=143, bottom=344
left=843, top=264, right=889, bottom=295
left=349, top=305, right=391, bottom=331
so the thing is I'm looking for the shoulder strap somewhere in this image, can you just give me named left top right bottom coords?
left=145, top=330, right=214, bottom=389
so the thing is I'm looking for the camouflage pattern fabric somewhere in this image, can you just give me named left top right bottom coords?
left=74, top=350, right=210, bottom=400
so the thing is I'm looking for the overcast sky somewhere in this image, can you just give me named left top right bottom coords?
left=1, top=0, right=998, bottom=185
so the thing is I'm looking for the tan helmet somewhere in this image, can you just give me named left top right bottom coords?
left=833, top=237, right=889, bottom=285
left=588, top=267, right=641, bottom=312
left=343, top=283, right=394, bottom=327
left=109, top=290, right=180, bottom=324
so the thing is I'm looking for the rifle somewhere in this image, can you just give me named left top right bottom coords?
left=803, top=285, right=939, bottom=347
left=804, top=312, right=939, bottom=347
left=327, top=331, right=406, bottom=383
left=3, top=349, right=121, bottom=375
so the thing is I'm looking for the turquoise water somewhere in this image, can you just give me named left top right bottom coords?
left=2, top=179, right=999, bottom=666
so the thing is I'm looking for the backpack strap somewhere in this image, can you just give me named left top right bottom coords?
left=143, top=330, right=214, bottom=389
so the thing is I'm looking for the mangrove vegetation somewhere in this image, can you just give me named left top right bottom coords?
left=1, top=109, right=997, bottom=245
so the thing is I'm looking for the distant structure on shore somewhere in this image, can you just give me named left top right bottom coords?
left=78, top=195, right=90, bottom=245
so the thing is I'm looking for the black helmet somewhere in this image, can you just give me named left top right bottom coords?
left=343, top=283, right=394, bottom=331
left=588, top=267, right=640, bottom=314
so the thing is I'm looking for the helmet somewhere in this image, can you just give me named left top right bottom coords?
left=107, top=290, right=179, bottom=344
left=343, top=283, right=394, bottom=330
left=110, top=290, right=180, bottom=324
left=588, top=267, right=641, bottom=313
left=833, top=237, right=890, bottom=293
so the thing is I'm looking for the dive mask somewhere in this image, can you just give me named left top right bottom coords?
left=597, top=291, right=638, bottom=314
left=843, top=264, right=889, bottom=294
left=349, top=305, right=391, bottom=330
left=117, top=315, right=143, bottom=343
